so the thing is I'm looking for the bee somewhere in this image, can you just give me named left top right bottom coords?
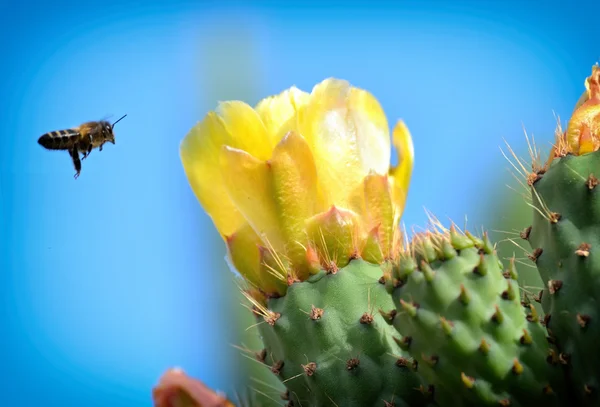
left=38, top=114, right=127, bottom=179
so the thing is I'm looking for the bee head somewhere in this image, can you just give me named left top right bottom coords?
left=106, top=114, right=127, bottom=144
left=103, top=122, right=116, bottom=144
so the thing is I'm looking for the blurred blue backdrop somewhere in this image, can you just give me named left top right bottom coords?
left=1, top=0, right=598, bottom=405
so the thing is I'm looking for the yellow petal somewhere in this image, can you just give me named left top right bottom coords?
left=180, top=112, right=245, bottom=237
left=389, top=120, right=414, bottom=224
left=348, top=86, right=391, bottom=175
left=578, top=123, right=595, bottom=155
left=219, top=146, right=284, bottom=251
left=216, top=101, right=272, bottom=160
left=225, top=223, right=263, bottom=288
left=255, top=86, right=310, bottom=147
left=300, top=78, right=391, bottom=209
left=364, top=174, right=394, bottom=257
left=226, top=224, right=287, bottom=297
left=270, top=131, right=325, bottom=278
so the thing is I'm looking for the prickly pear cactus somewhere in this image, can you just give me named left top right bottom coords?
left=254, top=259, right=429, bottom=407
left=523, top=65, right=600, bottom=405
left=177, top=78, right=429, bottom=406
left=385, top=225, right=567, bottom=407
left=158, top=64, right=600, bottom=407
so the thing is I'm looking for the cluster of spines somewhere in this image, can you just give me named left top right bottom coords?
left=520, top=149, right=600, bottom=404
left=240, top=261, right=433, bottom=407
left=383, top=225, right=565, bottom=407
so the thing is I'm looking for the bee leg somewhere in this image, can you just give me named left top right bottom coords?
left=70, top=147, right=82, bottom=179
left=82, top=144, right=93, bottom=160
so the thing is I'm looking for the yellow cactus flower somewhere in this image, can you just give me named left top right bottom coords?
left=545, top=64, right=600, bottom=169
left=180, top=78, right=414, bottom=296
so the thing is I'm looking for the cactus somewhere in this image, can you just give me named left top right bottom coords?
left=521, top=65, right=600, bottom=405
left=176, top=79, right=431, bottom=406
left=386, top=225, right=567, bottom=406
left=154, top=65, right=600, bottom=406
left=254, top=258, right=430, bottom=406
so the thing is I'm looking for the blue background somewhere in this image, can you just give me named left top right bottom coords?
left=1, top=0, right=598, bottom=405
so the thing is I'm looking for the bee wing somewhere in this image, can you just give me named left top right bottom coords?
left=78, top=121, right=103, bottom=136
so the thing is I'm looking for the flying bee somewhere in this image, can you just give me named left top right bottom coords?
left=38, top=114, right=127, bottom=179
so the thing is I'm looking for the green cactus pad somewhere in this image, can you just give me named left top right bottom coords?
left=527, top=150, right=600, bottom=404
left=253, top=259, right=431, bottom=407
left=388, top=228, right=567, bottom=407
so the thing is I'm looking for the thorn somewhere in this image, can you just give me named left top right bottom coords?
left=473, top=253, right=488, bottom=276
left=271, top=360, right=284, bottom=375
left=584, top=384, right=595, bottom=397
left=346, top=357, right=360, bottom=370
left=395, top=357, right=410, bottom=368
left=393, top=336, right=412, bottom=351
left=528, top=172, right=542, bottom=185
left=400, top=299, right=418, bottom=317
left=520, top=329, right=533, bottom=345
left=458, top=284, right=470, bottom=305
left=481, top=232, right=495, bottom=254
left=420, top=260, right=436, bottom=282
left=526, top=304, right=539, bottom=323
left=441, top=239, right=457, bottom=259
left=450, top=225, right=474, bottom=250
left=478, top=338, right=490, bottom=354
left=256, top=349, right=267, bottom=363
left=461, top=372, right=475, bottom=389
left=542, top=314, right=551, bottom=327
left=360, top=312, right=374, bottom=325
left=511, top=359, right=524, bottom=375
left=533, top=290, right=543, bottom=303
left=548, top=280, right=563, bottom=295
left=378, top=276, right=386, bottom=284
left=503, top=257, right=519, bottom=280
left=546, top=349, right=558, bottom=365
left=281, top=390, right=290, bottom=400
left=440, top=317, right=454, bottom=335
left=528, top=248, right=543, bottom=263
left=302, top=362, right=317, bottom=376
left=310, top=305, right=324, bottom=320
left=501, top=281, right=516, bottom=301
left=576, top=243, right=591, bottom=257
left=491, top=305, right=504, bottom=324
left=558, top=353, right=570, bottom=366
left=466, top=230, right=484, bottom=247
left=379, top=309, right=397, bottom=323
left=577, top=314, right=591, bottom=329
left=265, top=311, right=281, bottom=326
left=520, top=226, right=532, bottom=240
left=587, top=174, right=599, bottom=189
left=549, top=212, right=561, bottom=223
left=499, top=400, right=512, bottom=407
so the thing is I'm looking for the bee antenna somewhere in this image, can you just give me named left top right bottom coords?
left=111, top=114, right=128, bottom=128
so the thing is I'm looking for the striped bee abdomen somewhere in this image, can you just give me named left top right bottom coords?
left=38, top=129, right=80, bottom=150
